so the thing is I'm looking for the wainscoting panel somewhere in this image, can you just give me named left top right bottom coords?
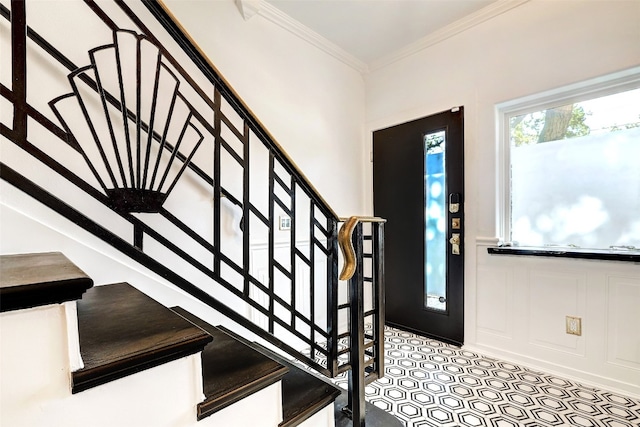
left=248, top=241, right=312, bottom=336
left=607, top=275, right=640, bottom=371
left=476, top=266, right=512, bottom=338
left=528, top=270, right=586, bottom=355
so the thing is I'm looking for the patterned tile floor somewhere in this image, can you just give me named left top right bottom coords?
left=330, top=326, right=640, bottom=427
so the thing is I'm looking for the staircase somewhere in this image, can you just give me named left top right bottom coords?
left=0, top=1, right=400, bottom=425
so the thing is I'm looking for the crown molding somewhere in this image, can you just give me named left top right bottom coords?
left=235, top=0, right=262, bottom=21
left=255, top=1, right=369, bottom=74
left=236, top=0, right=529, bottom=75
left=369, top=0, right=530, bottom=71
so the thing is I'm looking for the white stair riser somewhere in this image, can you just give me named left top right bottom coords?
left=198, top=382, right=283, bottom=427
left=1, top=304, right=70, bottom=412
left=298, top=404, right=336, bottom=427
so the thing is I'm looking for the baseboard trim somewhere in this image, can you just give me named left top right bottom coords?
left=463, top=342, right=640, bottom=400
left=386, top=321, right=463, bottom=347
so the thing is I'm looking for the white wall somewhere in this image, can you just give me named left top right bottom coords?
left=164, top=0, right=367, bottom=217
left=364, top=0, right=640, bottom=397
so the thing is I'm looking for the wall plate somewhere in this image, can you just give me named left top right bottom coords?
left=279, top=216, right=291, bottom=231
left=566, top=316, right=582, bottom=336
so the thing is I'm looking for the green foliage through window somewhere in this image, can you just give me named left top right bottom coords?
left=510, top=105, right=590, bottom=147
left=510, top=89, right=640, bottom=147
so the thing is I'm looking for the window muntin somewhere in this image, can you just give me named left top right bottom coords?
left=500, top=72, right=640, bottom=252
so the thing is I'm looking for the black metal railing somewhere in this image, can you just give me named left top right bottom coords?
left=0, top=0, right=385, bottom=424
left=338, top=217, right=386, bottom=425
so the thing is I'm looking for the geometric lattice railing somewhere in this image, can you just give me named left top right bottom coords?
left=0, top=1, right=385, bottom=424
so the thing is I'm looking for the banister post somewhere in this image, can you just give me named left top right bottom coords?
left=11, top=0, right=27, bottom=144
left=328, top=218, right=340, bottom=375
left=372, top=222, right=385, bottom=379
left=344, top=222, right=366, bottom=426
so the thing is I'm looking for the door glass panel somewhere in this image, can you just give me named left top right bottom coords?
left=424, top=130, right=446, bottom=311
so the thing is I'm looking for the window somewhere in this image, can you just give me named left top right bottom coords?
left=498, top=68, right=640, bottom=252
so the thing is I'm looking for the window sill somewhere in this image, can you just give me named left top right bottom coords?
left=487, top=246, right=640, bottom=263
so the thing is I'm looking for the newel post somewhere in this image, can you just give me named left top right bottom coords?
left=345, top=222, right=366, bottom=426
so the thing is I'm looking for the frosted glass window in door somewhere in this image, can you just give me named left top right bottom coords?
left=424, top=131, right=446, bottom=311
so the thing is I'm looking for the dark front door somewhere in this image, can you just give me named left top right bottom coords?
left=373, top=107, right=464, bottom=346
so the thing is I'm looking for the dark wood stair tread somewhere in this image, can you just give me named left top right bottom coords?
left=72, top=283, right=212, bottom=393
left=170, top=307, right=289, bottom=420
left=251, top=343, right=342, bottom=427
left=279, top=365, right=342, bottom=427
left=213, top=326, right=342, bottom=427
left=0, top=252, right=93, bottom=312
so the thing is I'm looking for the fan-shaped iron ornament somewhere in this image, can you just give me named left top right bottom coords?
left=50, top=30, right=205, bottom=213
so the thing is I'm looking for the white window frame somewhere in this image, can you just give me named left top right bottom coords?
left=496, top=67, right=640, bottom=248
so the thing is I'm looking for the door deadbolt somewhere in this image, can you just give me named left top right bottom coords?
left=449, top=193, right=460, bottom=213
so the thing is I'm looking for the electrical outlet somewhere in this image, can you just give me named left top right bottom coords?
left=566, top=316, right=582, bottom=336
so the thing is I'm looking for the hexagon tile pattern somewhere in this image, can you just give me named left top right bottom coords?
left=329, top=327, right=640, bottom=427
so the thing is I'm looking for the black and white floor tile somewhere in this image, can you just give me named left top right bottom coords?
left=328, top=326, right=640, bottom=427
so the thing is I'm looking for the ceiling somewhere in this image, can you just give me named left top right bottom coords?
left=264, top=0, right=499, bottom=65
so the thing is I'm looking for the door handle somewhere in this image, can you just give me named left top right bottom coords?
left=450, top=233, right=460, bottom=255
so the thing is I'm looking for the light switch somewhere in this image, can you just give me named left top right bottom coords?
left=279, top=216, right=291, bottom=231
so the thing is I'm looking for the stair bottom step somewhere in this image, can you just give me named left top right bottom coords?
left=197, top=382, right=284, bottom=427
left=170, top=307, right=343, bottom=426
left=247, top=343, right=341, bottom=427
left=170, top=307, right=289, bottom=421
